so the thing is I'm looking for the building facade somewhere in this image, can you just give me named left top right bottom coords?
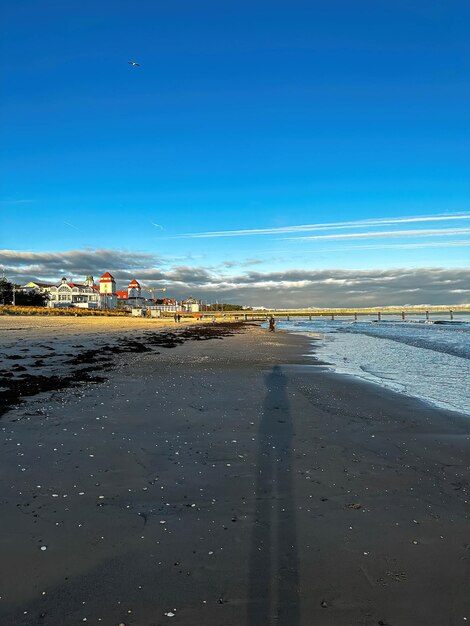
left=181, top=297, right=201, bottom=312
left=21, top=273, right=184, bottom=312
left=23, top=272, right=119, bottom=309
left=116, top=279, right=146, bottom=308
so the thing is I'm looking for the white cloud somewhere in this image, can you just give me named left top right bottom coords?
left=176, top=212, right=470, bottom=238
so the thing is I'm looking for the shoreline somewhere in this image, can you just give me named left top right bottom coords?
left=279, top=318, right=470, bottom=418
left=1, top=321, right=469, bottom=625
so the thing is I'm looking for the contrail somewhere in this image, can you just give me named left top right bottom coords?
left=63, top=221, right=82, bottom=232
left=288, top=227, right=470, bottom=241
left=175, top=212, right=470, bottom=238
left=324, top=240, right=470, bottom=251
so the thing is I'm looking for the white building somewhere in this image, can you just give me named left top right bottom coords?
left=23, top=272, right=118, bottom=309
left=150, top=298, right=179, bottom=313
left=22, top=273, right=182, bottom=312
left=181, top=297, right=201, bottom=313
left=116, top=281, right=180, bottom=312
left=116, top=279, right=146, bottom=308
left=96, top=272, right=118, bottom=309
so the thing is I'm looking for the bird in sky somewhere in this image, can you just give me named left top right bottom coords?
left=128, top=61, right=140, bottom=67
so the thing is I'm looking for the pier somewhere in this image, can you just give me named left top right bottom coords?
left=172, top=305, right=470, bottom=322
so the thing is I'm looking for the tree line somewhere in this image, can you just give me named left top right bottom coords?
left=0, top=278, right=49, bottom=307
left=205, top=303, right=244, bottom=311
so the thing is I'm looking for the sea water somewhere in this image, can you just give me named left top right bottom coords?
left=276, top=314, right=470, bottom=415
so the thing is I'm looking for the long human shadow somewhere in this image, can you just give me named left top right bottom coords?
left=247, top=365, right=300, bottom=625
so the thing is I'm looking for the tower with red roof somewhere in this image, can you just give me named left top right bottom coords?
left=99, top=272, right=117, bottom=309
left=99, top=271, right=116, bottom=295
left=127, top=279, right=141, bottom=299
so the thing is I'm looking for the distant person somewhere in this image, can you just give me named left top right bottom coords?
left=177, top=314, right=182, bottom=322
left=211, top=316, right=216, bottom=324
left=269, top=316, right=276, bottom=332
left=174, top=313, right=178, bottom=323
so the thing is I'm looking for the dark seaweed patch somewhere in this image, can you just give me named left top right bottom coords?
left=0, top=322, right=247, bottom=418
left=0, top=372, right=106, bottom=417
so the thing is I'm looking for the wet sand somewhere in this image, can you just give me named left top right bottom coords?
left=1, top=320, right=469, bottom=625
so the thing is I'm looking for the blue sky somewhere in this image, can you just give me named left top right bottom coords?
left=1, top=0, right=469, bottom=305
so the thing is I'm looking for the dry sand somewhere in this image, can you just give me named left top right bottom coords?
left=0, top=314, right=213, bottom=340
left=0, top=319, right=469, bottom=625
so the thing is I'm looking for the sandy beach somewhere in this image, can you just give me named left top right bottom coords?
left=1, top=317, right=469, bottom=625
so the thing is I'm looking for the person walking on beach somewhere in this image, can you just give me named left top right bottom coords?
left=269, top=316, right=276, bottom=332
left=174, top=313, right=178, bottom=323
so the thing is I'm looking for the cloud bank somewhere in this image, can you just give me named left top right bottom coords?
left=1, top=248, right=469, bottom=308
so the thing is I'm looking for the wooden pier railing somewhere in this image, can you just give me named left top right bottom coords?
left=175, top=305, right=470, bottom=322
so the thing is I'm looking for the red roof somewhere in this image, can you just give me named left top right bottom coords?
left=116, top=291, right=128, bottom=299
left=100, top=271, right=115, bottom=280
left=128, top=279, right=140, bottom=287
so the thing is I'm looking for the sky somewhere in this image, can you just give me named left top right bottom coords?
left=1, top=0, right=469, bottom=306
